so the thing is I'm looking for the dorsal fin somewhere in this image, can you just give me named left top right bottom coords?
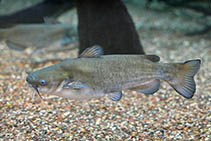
left=79, top=45, right=103, bottom=58
left=145, top=55, right=160, bottom=62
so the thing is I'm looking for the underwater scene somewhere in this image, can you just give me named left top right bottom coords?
left=0, top=0, right=210, bottom=140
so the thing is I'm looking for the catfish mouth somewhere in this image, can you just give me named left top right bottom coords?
left=26, top=75, right=43, bottom=99
left=32, top=85, right=43, bottom=99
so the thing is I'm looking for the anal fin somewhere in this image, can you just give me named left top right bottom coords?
left=130, top=79, right=160, bottom=95
left=6, top=40, right=28, bottom=51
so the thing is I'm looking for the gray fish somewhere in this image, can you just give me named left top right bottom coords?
left=0, top=24, right=77, bottom=51
left=26, top=45, right=201, bottom=101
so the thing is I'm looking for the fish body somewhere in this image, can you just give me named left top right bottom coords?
left=26, top=45, right=201, bottom=101
left=0, top=24, right=77, bottom=51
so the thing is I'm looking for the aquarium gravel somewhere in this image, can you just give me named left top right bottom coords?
left=0, top=29, right=210, bottom=140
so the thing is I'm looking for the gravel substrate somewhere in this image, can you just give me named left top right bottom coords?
left=0, top=1, right=211, bottom=140
left=0, top=30, right=210, bottom=140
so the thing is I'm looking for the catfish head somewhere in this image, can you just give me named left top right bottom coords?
left=26, top=63, right=69, bottom=98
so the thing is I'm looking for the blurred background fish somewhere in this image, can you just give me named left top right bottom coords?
left=0, top=23, right=77, bottom=51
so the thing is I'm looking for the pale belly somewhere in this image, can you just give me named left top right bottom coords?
left=40, top=87, right=105, bottom=100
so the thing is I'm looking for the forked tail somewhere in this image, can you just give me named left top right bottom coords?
left=167, top=59, right=201, bottom=99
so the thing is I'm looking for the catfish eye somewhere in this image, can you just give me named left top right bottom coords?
left=40, top=80, right=46, bottom=85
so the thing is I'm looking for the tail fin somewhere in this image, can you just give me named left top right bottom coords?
left=168, top=59, right=201, bottom=99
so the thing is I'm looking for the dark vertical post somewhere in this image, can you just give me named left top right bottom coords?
left=77, top=0, right=145, bottom=54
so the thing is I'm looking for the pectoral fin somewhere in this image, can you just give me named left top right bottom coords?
left=63, top=80, right=87, bottom=89
left=6, top=40, right=27, bottom=51
left=107, top=92, right=122, bottom=101
left=130, top=79, right=160, bottom=95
